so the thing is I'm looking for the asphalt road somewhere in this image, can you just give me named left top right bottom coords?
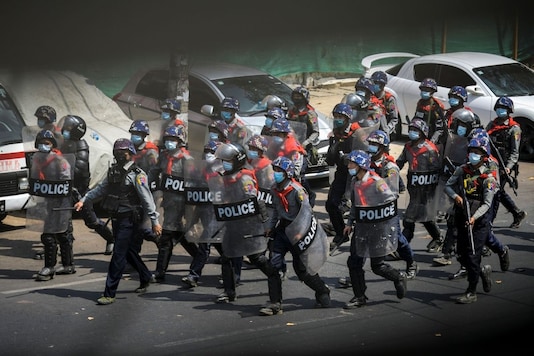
left=1, top=155, right=533, bottom=355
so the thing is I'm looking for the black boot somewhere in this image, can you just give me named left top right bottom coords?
left=344, top=270, right=367, bottom=309
left=56, top=233, right=76, bottom=275
left=373, top=262, right=407, bottom=299
left=154, top=232, right=173, bottom=282
left=302, top=273, right=330, bottom=308
left=36, top=234, right=57, bottom=281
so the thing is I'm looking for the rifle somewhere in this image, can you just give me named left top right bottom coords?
left=488, top=139, right=518, bottom=196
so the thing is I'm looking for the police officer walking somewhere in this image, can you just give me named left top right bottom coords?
left=74, top=138, right=162, bottom=305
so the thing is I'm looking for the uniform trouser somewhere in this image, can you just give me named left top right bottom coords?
left=325, top=177, right=348, bottom=238
left=188, top=243, right=211, bottom=279
left=104, top=215, right=151, bottom=298
left=220, top=251, right=272, bottom=298
left=59, top=219, right=75, bottom=267
left=396, top=232, right=414, bottom=267
left=268, top=228, right=329, bottom=304
left=402, top=220, right=441, bottom=243
left=156, top=229, right=199, bottom=274
left=455, top=209, right=490, bottom=294
left=41, top=229, right=70, bottom=269
left=494, top=176, right=520, bottom=218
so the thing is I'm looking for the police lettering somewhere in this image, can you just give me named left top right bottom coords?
left=214, top=197, right=259, bottom=221
left=161, top=174, right=185, bottom=193
left=258, top=189, right=273, bottom=207
left=296, top=216, right=318, bottom=252
left=355, top=201, right=397, bottom=223
left=30, top=178, right=72, bottom=197
left=185, top=188, right=213, bottom=205
left=409, top=172, right=439, bottom=187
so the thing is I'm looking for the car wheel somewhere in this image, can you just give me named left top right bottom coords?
left=517, top=118, right=534, bottom=161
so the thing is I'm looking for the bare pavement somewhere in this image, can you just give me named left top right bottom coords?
left=1, top=83, right=533, bottom=355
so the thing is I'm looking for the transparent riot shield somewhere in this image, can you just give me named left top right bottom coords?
left=208, top=173, right=267, bottom=258
left=404, top=169, right=441, bottom=223
left=285, top=199, right=329, bottom=275
left=351, top=123, right=379, bottom=151
left=26, top=152, right=75, bottom=233
left=288, top=120, right=307, bottom=146
left=438, top=132, right=470, bottom=214
left=158, top=155, right=190, bottom=231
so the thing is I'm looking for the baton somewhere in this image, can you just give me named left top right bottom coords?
left=329, top=231, right=349, bottom=256
left=243, top=233, right=266, bottom=239
left=52, top=207, right=77, bottom=211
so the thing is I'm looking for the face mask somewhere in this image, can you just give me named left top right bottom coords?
left=496, top=108, right=508, bottom=119
left=114, top=152, right=128, bottom=164
left=367, top=145, right=379, bottom=154
left=265, top=118, right=273, bottom=128
left=408, top=130, right=420, bottom=141
left=221, top=111, right=233, bottom=121
left=468, top=152, right=482, bottom=165
left=420, top=91, right=432, bottom=100
left=272, top=136, right=284, bottom=144
left=293, top=98, right=305, bottom=108
left=273, top=171, right=285, bottom=183
left=209, top=132, right=220, bottom=141
left=62, top=130, right=71, bottom=140
left=333, top=118, right=346, bottom=128
left=161, top=112, right=171, bottom=121
left=38, top=143, right=52, bottom=153
left=37, top=118, right=47, bottom=128
left=165, top=140, right=178, bottom=150
left=204, top=153, right=216, bottom=162
left=131, top=134, right=144, bottom=146
left=448, top=97, right=460, bottom=107
left=456, top=126, right=467, bottom=137
left=222, top=161, right=233, bottom=172
left=247, top=150, right=259, bottom=160
left=372, top=84, right=381, bottom=94
left=348, top=168, right=357, bottom=176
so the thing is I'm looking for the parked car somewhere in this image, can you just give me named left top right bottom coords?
left=362, top=52, right=534, bottom=160
left=112, top=62, right=332, bottom=182
left=0, top=69, right=132, bottom=220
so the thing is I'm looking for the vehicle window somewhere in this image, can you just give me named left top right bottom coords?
left=474, top=63, right=534, bottom=97
left=135, top=70, right=169, bottom=100
left=0, top=85, right=25, bottom=145
left=189, top=76, right=220, bottom=113
left=385, top=63, right=404, bottom=76
left=436, top=65, right=476, bottom=88
left=413, top=64, right=440, bottom=82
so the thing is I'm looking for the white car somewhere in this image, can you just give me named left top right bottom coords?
left=112, top=62, right=332, bottom=182
left=362, top=52, right=534, bottom=160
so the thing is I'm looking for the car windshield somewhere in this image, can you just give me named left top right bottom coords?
left=210, top=75, right=293, bottom=114
left=473, top=63, right=534, bottom=97
left=0, top=85, right=25, bottom=145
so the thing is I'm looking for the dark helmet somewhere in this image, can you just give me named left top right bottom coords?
left=451, top=108, right=476, bottom=134
left=448, top=86, right=468, bottom=102
left=468, top=137, right=490, bottom=156
left=215, top=142, right=248, bottom=171
left=129, top=120, right=150, bottom=135
left=371, top=71, right=388, bottom=85
left=409, top=117, right=429, bottom=138
left=270, top=118, right=291, bottom=133
left=419, top=78, right=438, bottom=92
left=34, top=105, right=57, bottom=123
left=60, top=115, right=86, bottom=140
left=163, top=125, right=187, bottom=145
left=355, top=77, right=375, bottom=100
left=367, top=129, right=390, bottom=148
left=113, top=138, right=136, bottom=155
left=266, top=107, right=286, bottom=121
left=221, top=97, right=240, bottom=111
left=493, top=96, right=514, bottom=113
left=208, top=120, right=229, bottom=140
left=261, top=95, right=288, bottom=112
left=332, top=103, right=353, bottom=120
left=347, top=149, right=371, bottom=170
left=469, top=127, right=489, bottom=141
left=34, top=129, right=58, bottom=149
left=271, top=156, right=295, bottom=179
left=246, top=134, right=269, bottom=153
left=161, top=98, right=181, bottom=113
left=343, top=93, right=367, bottom=110
left=291, top=86, right=310, bottom=103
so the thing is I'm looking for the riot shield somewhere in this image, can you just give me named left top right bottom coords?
left=351, top=123, right=379, bottom=151
left=404, top=169, right=441, bottom=222
left=183, top=159, right=224, bottom=243
left=350, top=177, right=399, bottom=258
left=208, top=173, right=267, bottom=258
left=288, top=120, right=307, bottom=146
left=265, top=136, right=284, bottom=161
left=26, top=152, right=75, bottom=233
left=158, top=155, right=190, bottom=231
left=285, top=199, right=329, bottom=275
left=438, top=132, right=469, bottom=214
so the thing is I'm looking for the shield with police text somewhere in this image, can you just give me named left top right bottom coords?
left=285, top=200, right=328, bottom=275
left=350, top=176, right=399, bottom=258
left=208, top=173, right=267, bottom=258
left=158, top=153, right=191, bottom=231
left=351, top=122, right=379, bottom=151
left=288, top=120, right=307, bottom=146
left=254, top=160, right=275, bottom=214
left=183, top=159, right=225, bottom=243
left=26, top=152, right=75, bottom=233
left=404, top=169, right=441, bottom=222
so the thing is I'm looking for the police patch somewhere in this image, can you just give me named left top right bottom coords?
left=242, top=179, right=256, bottom=195
left=487, top=180, right=497, bottom=191
left=137, top=174, right=148, bottom=186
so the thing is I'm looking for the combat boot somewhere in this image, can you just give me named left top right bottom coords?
left=510, top=210, right=526, bottom=228
left=499, top=246, right=510, bottom=272
left=35, top=267, right=55, bottom=281
left=259, top=302, right=283, bottom=316
left=394, top=272, right=408, bottom=299
left=456, top=292, right=477, bottom=304
left=480, top=265, right=492, bottom=293
left=344, top=296, right=368, bottom=309
left=406, top=262, right=419, bottom=280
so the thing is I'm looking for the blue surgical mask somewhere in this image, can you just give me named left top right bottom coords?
left=456, top=126, right=467, bottom=137
left=273, top=171, right=285, bottom=183
left=496, top=108, right=508, bottom=119
left=62, top=130, right=71, bottom=140
left=448, top=97, right=460, bottom=107
left=272, top=136, right=284, bottom=144
left=468, top=152, right=482, bottom=165
left=221, top=111, right=233, bottom=121
left=372, top=84, right=381, bottom=94
left=161, top=112, right=171, bottom=121
left=265, top=118, right=273, bottom=128
left=367, top=145, right=379, bottom=154
left=38, top=143, right=52, bottom=153
left=348, top=168, right=357, bottom=176
left=37, top=118, right=47, bottom=128
left=408, top=130, right=420, bottom=141
left=334, top=118, right=346, bottom=128
left=247, top=150, right=259, bottom=160
left=165, top=140, right=178, bottom=150
left=222, top=161, right=234, bottom=172
left=420, top=91, right=432, bottom=100
left=131, top=134, right=144, bottom=146
left=204, top=153, right=216, bottom=162
left=209, top=132, right=220, bottom=141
